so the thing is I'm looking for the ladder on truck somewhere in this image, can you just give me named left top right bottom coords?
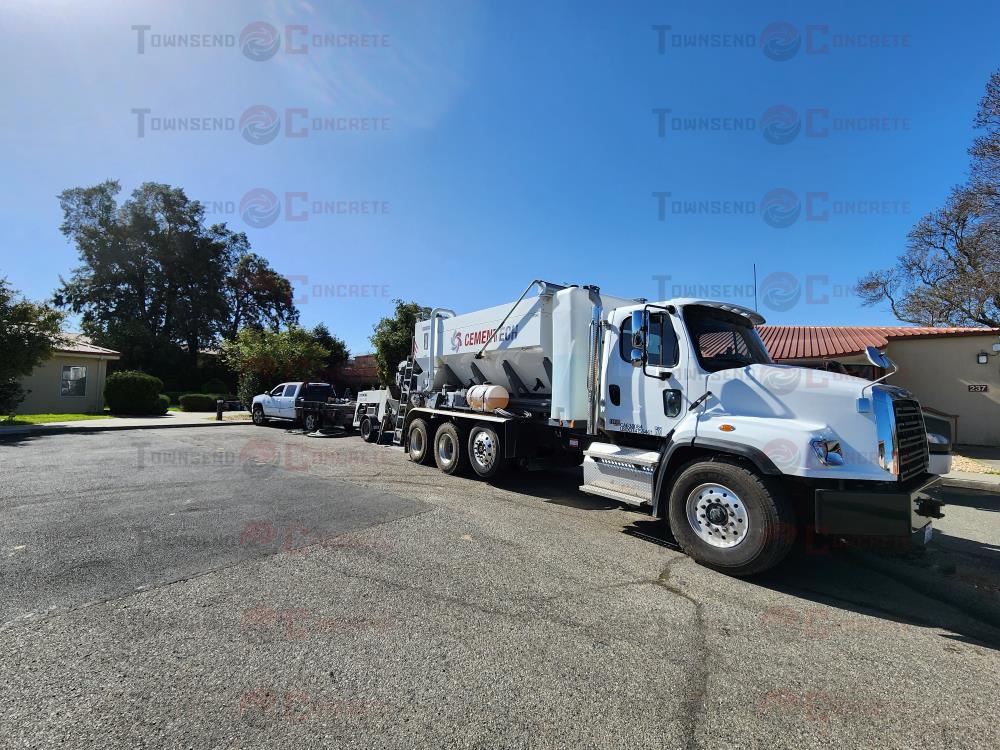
left=392, top=346, right=416, bottom=446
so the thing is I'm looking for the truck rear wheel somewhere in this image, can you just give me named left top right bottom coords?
left=303, top=412, right=320, bottom=433
left=434, top=422, right=467, bottom=475
left=667, top=458, right=795, bottom=577
left=360, top=416, right=378, bottom=443
left=468, top=425, right=507, bottom=480
left=407, top=419, right=433, bottom=465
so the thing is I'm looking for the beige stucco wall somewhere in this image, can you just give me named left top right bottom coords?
left=886, top=336, right=1000, bottom=446
left=18, top=355, right=112, bottom=414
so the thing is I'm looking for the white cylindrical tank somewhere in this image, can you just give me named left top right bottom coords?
left=467, top=384, right=509, bottom=412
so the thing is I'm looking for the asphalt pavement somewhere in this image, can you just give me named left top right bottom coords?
left=2, top=425, right=998, bottom=749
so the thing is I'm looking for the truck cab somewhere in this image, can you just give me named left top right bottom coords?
left=251, top=382, right=333, bottom=425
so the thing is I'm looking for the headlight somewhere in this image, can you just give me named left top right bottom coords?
left=810, top=438, right=844, bottom=467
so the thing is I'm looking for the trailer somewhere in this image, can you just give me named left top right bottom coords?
left=371, top=279, right=947, bottom=576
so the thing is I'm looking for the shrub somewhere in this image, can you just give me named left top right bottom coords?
left=178, top=393, right=217, bottom=412
left=105, top=371, right=165, bottom=415
left=0, top=379, right=26, bottom=420
left=201, top=378, right=229, bottom=394
left=237, top=372, right=264, bottom=411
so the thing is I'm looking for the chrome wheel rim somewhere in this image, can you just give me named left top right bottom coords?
left=437, top=432, right=456, bottom=466
left=305, top=415, right=317, bottom=432
left=685, top=483, right=749, bottom=548
left=471, top=431, right=497, bottom=471
left=253, top=408, right=263, bottom=425
left=409, top=428, right=424, bottom=456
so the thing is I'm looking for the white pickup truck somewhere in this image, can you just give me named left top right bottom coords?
left=251, top=382, right=334, bottom=425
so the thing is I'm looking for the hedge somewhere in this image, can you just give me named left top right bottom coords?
left=178, top=393, right=218, bottom=412
left=105, top=371, right=167, bottom=415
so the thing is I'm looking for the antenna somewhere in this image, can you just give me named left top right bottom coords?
left=753, top=264, right=758, bottom=311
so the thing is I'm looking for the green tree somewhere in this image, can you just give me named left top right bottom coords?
left=54, top=181, right=297, bottom=380
left=0, top=278, right=65, bottom=418
left=370, top=299, right=430, bottom=388
left=221, top=326, right=329, bottom=407
left=310, top=323, right=350, bottom=382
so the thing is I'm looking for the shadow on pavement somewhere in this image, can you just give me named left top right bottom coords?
left=623, top=517, right=1000, bottom=650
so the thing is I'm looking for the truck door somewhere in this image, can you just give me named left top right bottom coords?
left=279, top=383, right=300, bottom=419
left=261, top=384, right=285, bottom=418
left=604, top=308, right=687, bottom=439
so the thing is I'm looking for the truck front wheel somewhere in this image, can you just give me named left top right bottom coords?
left=434, top=422, right=467, bottom=475
left=407, top=419, right=433, bottom=465
left=667, top=458, right=795, bottom=577
left=252, top=405, right=268, bottom=426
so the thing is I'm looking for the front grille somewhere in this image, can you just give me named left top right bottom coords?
left=893, top=398, right=929, bottom=482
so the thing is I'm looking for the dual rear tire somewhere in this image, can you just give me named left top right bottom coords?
left=406, top=419, right=507, bottom=480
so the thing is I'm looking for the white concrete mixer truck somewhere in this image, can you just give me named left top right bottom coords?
left=370, top=279, right=945, bottom=576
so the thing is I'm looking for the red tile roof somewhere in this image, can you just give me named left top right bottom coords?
left=759, top=326, right=1000, bottom=360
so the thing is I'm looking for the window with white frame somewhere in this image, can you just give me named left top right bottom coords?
left=61, top=365, right=88, bottom=397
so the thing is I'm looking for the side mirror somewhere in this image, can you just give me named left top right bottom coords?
left=864, top=345, right=893, bottom=370
left=630, top=309, right=645, bottom=367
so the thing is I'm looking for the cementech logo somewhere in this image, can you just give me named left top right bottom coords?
left=449, top=325, right=519, bottom=352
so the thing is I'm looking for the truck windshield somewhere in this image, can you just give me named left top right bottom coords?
left=684, top=306, right=772, bottom=372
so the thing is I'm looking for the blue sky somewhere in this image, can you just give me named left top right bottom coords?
left=2, top=0, right=997, bottom=354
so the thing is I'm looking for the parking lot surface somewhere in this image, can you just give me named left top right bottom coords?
left=2, top=426, right=999, bottom=749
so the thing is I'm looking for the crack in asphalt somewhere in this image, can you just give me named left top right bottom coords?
left=655, top=556, right=710, bottom=750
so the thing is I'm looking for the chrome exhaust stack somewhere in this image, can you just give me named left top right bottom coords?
left=585, top=285, right=602, bottom=436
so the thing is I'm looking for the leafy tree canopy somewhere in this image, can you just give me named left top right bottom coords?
left=370, top=299, right=430, bottom=388
left=54, top=181, right=298, bottom=374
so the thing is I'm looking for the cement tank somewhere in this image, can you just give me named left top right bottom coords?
left=412, top=284, right=631, bottom=422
